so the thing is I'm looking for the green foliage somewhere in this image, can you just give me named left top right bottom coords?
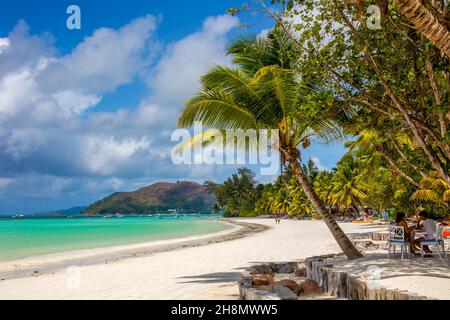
left=410, top=172, right=450, bottom=217
left=254, top=165, right=313, bottom=218
left=211, top=168, right=264, bottom=217
left=83, top=182, right=216, bottom=215
left=183, top=2, right=450, bottom=220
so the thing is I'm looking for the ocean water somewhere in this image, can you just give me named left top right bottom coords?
left=0, top=215, right=228, bottom=261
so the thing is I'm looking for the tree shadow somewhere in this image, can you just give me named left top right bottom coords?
left=177, top=272, right=241, bottom=284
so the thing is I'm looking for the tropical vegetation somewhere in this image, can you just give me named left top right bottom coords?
left=177, top=0, right=450, bottom=259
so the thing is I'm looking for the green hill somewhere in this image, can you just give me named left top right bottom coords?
left=83, top=181, right=216, bottom=215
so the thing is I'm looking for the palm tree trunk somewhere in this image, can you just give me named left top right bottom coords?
left=425, top=54, right=448, bottom=140
left=285, top=152, right=363, bottom=260
left=395, top=0, right=450, bottom=58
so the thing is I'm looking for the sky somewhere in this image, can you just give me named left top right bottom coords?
left=0, top=0, right=346, bottom=214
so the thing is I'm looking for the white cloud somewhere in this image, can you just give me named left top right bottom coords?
left=257, top=29, right=270, bottom=39
left=0, top=16, right=157, bottom=121
left=4, top=128, right=46, bottom=161
left=81, top=136, right=151, bottom=176
left=0, top=38, right=10, bottom=54
left=0, top=67, right=40, bottom=116
left=149, top=15, right=237, bottom=104
left=0, top=17, right=158, bottom=165
left=0, top=14, right=241, bottom=213
left=311, top=157, right=328, bottom=171
left=52, top=91, right=102, bottom=116
left=39, top=15, right=158, bottom=95
left=0, top=20, right=56, bottom=76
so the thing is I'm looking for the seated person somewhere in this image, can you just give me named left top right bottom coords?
left=395, top=212, right=419, bottom=254
left=415, top=211, right=436, bottom=254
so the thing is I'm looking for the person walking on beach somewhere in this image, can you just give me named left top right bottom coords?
left=275, top=216, right=281, bottom=224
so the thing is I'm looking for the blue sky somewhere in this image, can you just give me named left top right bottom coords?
left=0, top=1, right=346, bottom=214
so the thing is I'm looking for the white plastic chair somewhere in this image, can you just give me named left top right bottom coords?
left=388, top=226, right=410, bottom=260
left=420, top=223, right=447, bottom=259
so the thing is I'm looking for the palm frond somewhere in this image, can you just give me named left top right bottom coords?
left=304, top=117, right=345, bottom=144
left=174, top=129, right=224, bottom=154
left=179, top=90, right=258, bottom=130
left=411, top=189, right=441, bottom=203
left=443, top=190, right=450, bottom=202
left=201, top=66, right=251, bottom=91
left=228, top=27, right=299, bottom=73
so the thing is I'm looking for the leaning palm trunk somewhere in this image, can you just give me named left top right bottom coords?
left=180, top=28, right=363, bottom=260
left=395, top=0, right=450, bottom=58
left=285, top=151, right=363, bottom=259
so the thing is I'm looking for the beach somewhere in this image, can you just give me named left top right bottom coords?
left=0, top=219, right=448, bottom=300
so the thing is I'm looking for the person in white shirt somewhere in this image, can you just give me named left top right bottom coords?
left=415, top=211, right=436, bottom=254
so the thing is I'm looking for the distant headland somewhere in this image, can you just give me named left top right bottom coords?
left=82, top=181, right=216, bottom=215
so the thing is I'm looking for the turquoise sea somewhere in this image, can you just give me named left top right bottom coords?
left=0, top=215, right=228, bottom=261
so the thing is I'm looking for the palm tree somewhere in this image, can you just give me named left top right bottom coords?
left=411, top=171, right=450, bottom=208
left=260, top=190, right=276, bottom=215
left=314, top=171, right=335, bottom=206
left=346, top=129, right=421, bottom=187
left=395, top=0, right=450, bottom=58
left=267, top=191, right=278, bottom=216
left=178, top=29, right=362, bottom=259
left=274, top=190, right=291, bottom=217
left=329, top=157, right=368, bottom=212
left=288, top=184, right=312, bottom=218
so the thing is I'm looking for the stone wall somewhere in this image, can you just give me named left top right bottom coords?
left=305, top=255, right=431, bottom=300
left=239, top=254, right=433, bottom=300
left=238, top=230, right=434, bottom=300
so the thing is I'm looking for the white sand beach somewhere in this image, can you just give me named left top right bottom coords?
left=0, top=219, right=448, bottom=300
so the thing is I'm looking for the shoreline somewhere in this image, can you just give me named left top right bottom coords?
left=1, top=219, right=446, bottom=300
left=0, top=219, right=269, bottom=281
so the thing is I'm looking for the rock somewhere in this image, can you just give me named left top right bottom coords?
left=298, top=279, right=321, bottom=296
left=268, top=263, right=277, bottom=272
left=272, top=285, right=298, bottom=300
left=252, top=274, right=275, bottom=286
left=244, top=288, right=281, bottom=301
left=295, top=268, right=307, bottom=277
left=240, top=273, right=253, bottom=282
left=253, top=265, right=272, bottom=274
left=248, top=267, right=259, bottom=275
left=274, top=280, right=300, bottom=294
left=277, top=263, right=295, bottom=274
left=254, top=285, right=274, bottom=292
